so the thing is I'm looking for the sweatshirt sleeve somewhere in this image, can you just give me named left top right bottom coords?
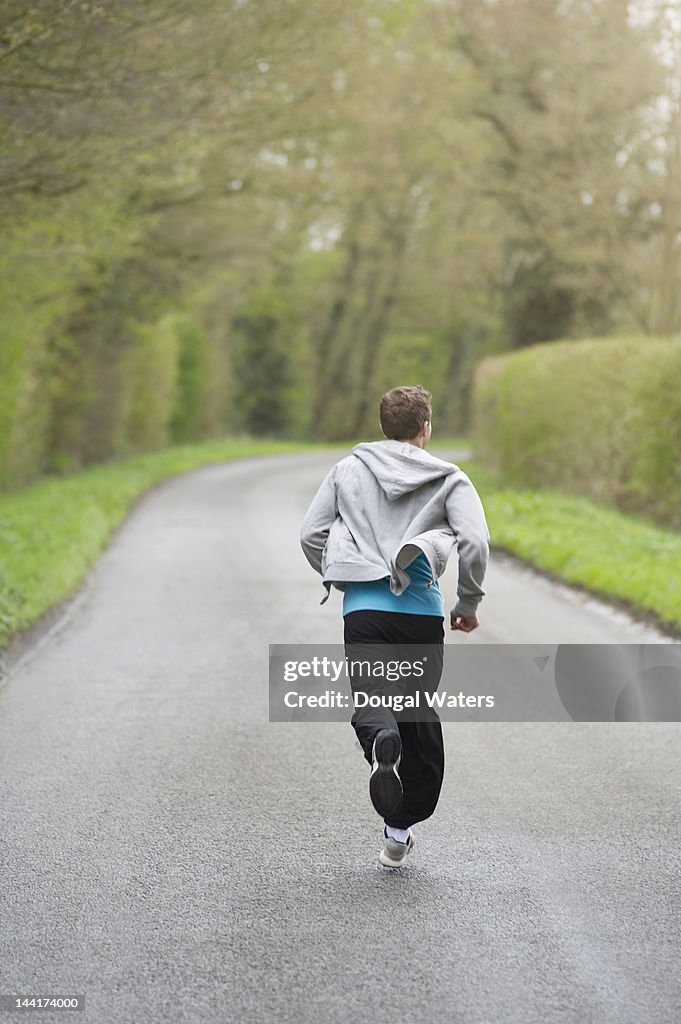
left=299, top=464, right=338, bottom=576
left=444, top=470, right=490, bottom=617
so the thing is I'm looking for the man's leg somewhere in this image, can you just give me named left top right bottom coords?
left=373, top=614, right=445, bottom=868
left=343, top=610, right=409, bottom=818
left=386, top=617, right=446, bottom=831
left=384, top=718, right=445, bottom=830
left=343, top=610, right=402, bottom=763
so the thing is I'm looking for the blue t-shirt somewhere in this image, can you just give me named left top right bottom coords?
left=342, top=552, right=445, bottom=617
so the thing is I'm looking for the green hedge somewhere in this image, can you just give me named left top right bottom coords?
left=471, top=335, right=681, bottom=530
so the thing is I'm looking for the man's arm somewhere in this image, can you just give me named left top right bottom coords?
left=299, top=465, right=338, bottom=575
left=444, top=470, right=490, bottom=621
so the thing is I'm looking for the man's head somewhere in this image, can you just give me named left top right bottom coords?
left=379, top=385, right=432, bottom=447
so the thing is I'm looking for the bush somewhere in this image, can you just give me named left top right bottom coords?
left=471, top=334, right=681, bottom=529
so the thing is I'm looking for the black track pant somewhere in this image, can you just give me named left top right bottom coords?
left=343, top=609, right=445, bottom=830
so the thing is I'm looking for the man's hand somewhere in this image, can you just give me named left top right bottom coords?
left=450, top=613, right=479, bottom=633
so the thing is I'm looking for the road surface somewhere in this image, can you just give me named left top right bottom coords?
left=1, top=450, right=680, bottom=1024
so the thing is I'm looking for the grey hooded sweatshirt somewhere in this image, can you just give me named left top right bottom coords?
left=299, top=440, right=490, bottom=618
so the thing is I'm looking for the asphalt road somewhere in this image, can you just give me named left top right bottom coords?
left=1, top=450, right=680, bottom=1024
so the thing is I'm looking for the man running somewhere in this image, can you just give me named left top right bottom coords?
left=300, top=385, right=490, bottom=868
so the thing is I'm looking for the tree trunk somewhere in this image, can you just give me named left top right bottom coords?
left=350, top=221, right=410, bottom=438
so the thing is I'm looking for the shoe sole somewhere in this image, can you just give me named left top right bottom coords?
left=378, top=837, right=415, bottom=869
left=369, top=730, right=403, bottom=818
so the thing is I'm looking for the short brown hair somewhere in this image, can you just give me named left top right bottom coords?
left=379, top=385, right=432, bottom=440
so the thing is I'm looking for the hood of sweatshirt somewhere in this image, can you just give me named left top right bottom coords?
left=351, top=440, right=457, bottom=501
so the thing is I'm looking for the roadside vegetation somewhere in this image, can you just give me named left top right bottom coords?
left=0, top=439, right=321, bottom=652
left=458, top=458, right=681, bottom=637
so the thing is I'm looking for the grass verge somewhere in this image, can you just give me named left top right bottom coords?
left=459, top=457, right=681, bottom=636
left=0, top=438, right=326, bottom=653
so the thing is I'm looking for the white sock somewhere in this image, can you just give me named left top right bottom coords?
left=386, top=825, right=411, bottom=844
